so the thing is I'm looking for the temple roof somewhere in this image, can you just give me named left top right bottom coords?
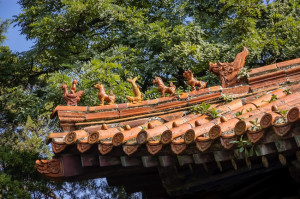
left=36, top=56, right=300, bottom=197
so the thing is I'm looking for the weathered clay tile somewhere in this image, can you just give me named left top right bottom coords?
left=210, top=118, right=239, bottom=140
left=188, top=88, right=210, bottom=96
left=117, top=103, right=128, bottom=109
left=287, top=107, right=300, bottom=123
left=59, top=117, right=85, bottom=123
left=92, top=104, right=118, bottom=111
left=98, top=142, right=113, bottom=155
left=209, top=86, right=223, bottom=92
left=220, top=134, right=237, bottom=149
left=127, top=100, right=149, bottom=107
left=118, top=120, right=162, bottom=144
left=158, top=111, right=185, bottom=122
left=146, top=141, right=163, bottom=155
left=137, top=114, right=197, bottom=144
left=154, top=101, right=187, bottom=111
left=51, top=140, right=67, bottom=154
left=195, top=137, right=212, bottom=152
left=120, top=106, right=154, bottom=117
left=249, top=70, right=287, bottom=91
left=171, top=139, right=187, bottom=154
left=46, top=132, right=68, bottom=144
left=286, top=66, right=300, bottom=82
left=247, top=129, right=264, bottom=143
left=85, top=110, right=119, bottom=120
left=188, top=93, right=221, bottom=105
left=222, top=85, right=250, bottom=95
left=51, top=106, right=88, bottom=118
left=88, top=127, right=123, bottom=144
left=276, top=58, right=300, bottom=68
left=249, top=64, right=277, bottom=76
left=65, top=130, right=88, bottom=145
left=273, top=122, right=292, bottom=137
left=77, top=140, right=92, bottom=153
left=123, top=144, right=139, bottom=155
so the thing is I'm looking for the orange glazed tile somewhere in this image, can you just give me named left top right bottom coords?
left=154, top=101, right=187, bottom=111
left=225, top=99, right=243, bottom=111
left=188, top=88, right=210, bottom=96
left=148, top=98, right=159, bottom=105
left=286, top=84, right=300, bottom=93
left=248, top=70, right=286, bottom=90
left=117, top=103, right=128, bottom=109
left=286, top=66, right=300, bottom=82
left=276, top=58, right=300, bottom=68
left=119, top=118, right=149, bottom=128
left=179, top=92, right=189, bottom=99
left=120, top=106, right=154, bottom=117
left=249, top=64, right=277, bottom=76
left=85, top=110, right=119, bottom=120
left=127, top=100, right=150, bottom=107
left=222, top=85, right=250, bottom=95
left=51, top=106, right=87, bottom=118
left=92, top=104, right=118, bottom=111
left=157, top=96, right=176, bottom=103
left=57, top=111, right=85, bottom=118
left=188, top=93, right=221, bottom=105
left=59, top=117, right=85, bottom=123
left=158, top=111, right=185, bottom=122
left=209, top=86, right=222, bottom=92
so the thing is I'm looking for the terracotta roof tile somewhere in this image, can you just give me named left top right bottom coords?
left=38, top=57, right=300, bottom=180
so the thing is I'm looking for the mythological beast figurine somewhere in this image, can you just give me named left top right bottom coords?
left=126, top=77, right=143, bottom=103
left=153, top=76, right=176, bottom=97
left=94, top=83, right=115, bottom=106
left=183, top=69, right=207, bottom=91
left=209, top=47, right=249, bottom=88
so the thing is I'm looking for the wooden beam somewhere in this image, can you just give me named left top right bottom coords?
left=120, top=156, right=141, bottom=167
left=62, top=155, right=85, bottom=177
left=99, top=156, right=121, bottom=167
left=254, top=143, right=277, bottom=156
left=177, top=155, right=193, bottom=166
left=214, top=150, right=234, bottom=162
left=193, top=153, right=214, bottom=164
left=141, top=156, right=159, bottom=167
left=81, top=154, right=99, bottom=167
left=159, top=156, right=177, bottom=167
left=274, top=138, right=296, bottom=152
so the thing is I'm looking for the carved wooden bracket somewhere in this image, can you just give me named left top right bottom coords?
left=94, top=83, right=115, bottom=106
left=209, top=47, right=249, bottom=88
left=61, top=79, right=84, bottom=106
left=183, top=69, right=207, bottom=91
left=126, top=77, right=143, bottom=103
left=153, top=76, right=176, bottom=97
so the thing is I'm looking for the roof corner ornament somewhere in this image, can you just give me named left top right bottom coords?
left=126, top=77, right=143, bottom=103
left=209, top=46, right=249, bottom=88
left=94, top=83, right=115, bottom=106
left=153, top=76, right=176, bottom=97
left=61, top=79, right=84, bottom=106
left=183, top=69, right=207, bottom=91
left=35, top=159, right=63, bottom=178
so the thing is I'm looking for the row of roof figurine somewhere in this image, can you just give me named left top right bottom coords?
left=61, top=69, right=207, bottom=106
left=61, top=47, right=249, bottom=106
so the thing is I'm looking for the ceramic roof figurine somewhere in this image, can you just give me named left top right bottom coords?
left=183, top=69, right=207, bottom=91
left=153, top=76, right=176, bottom=97
left=37, top=54, right=300, bottom=198
left=94, top=83, right=115, bottom=106
left=209, top=47, right=249, bottom=88
left=126, top=77, right=143, bottom=104
left=61, top=79, right=84, bottom=106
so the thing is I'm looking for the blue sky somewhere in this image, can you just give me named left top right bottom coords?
left=0, top=0, right=33, bottom=52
